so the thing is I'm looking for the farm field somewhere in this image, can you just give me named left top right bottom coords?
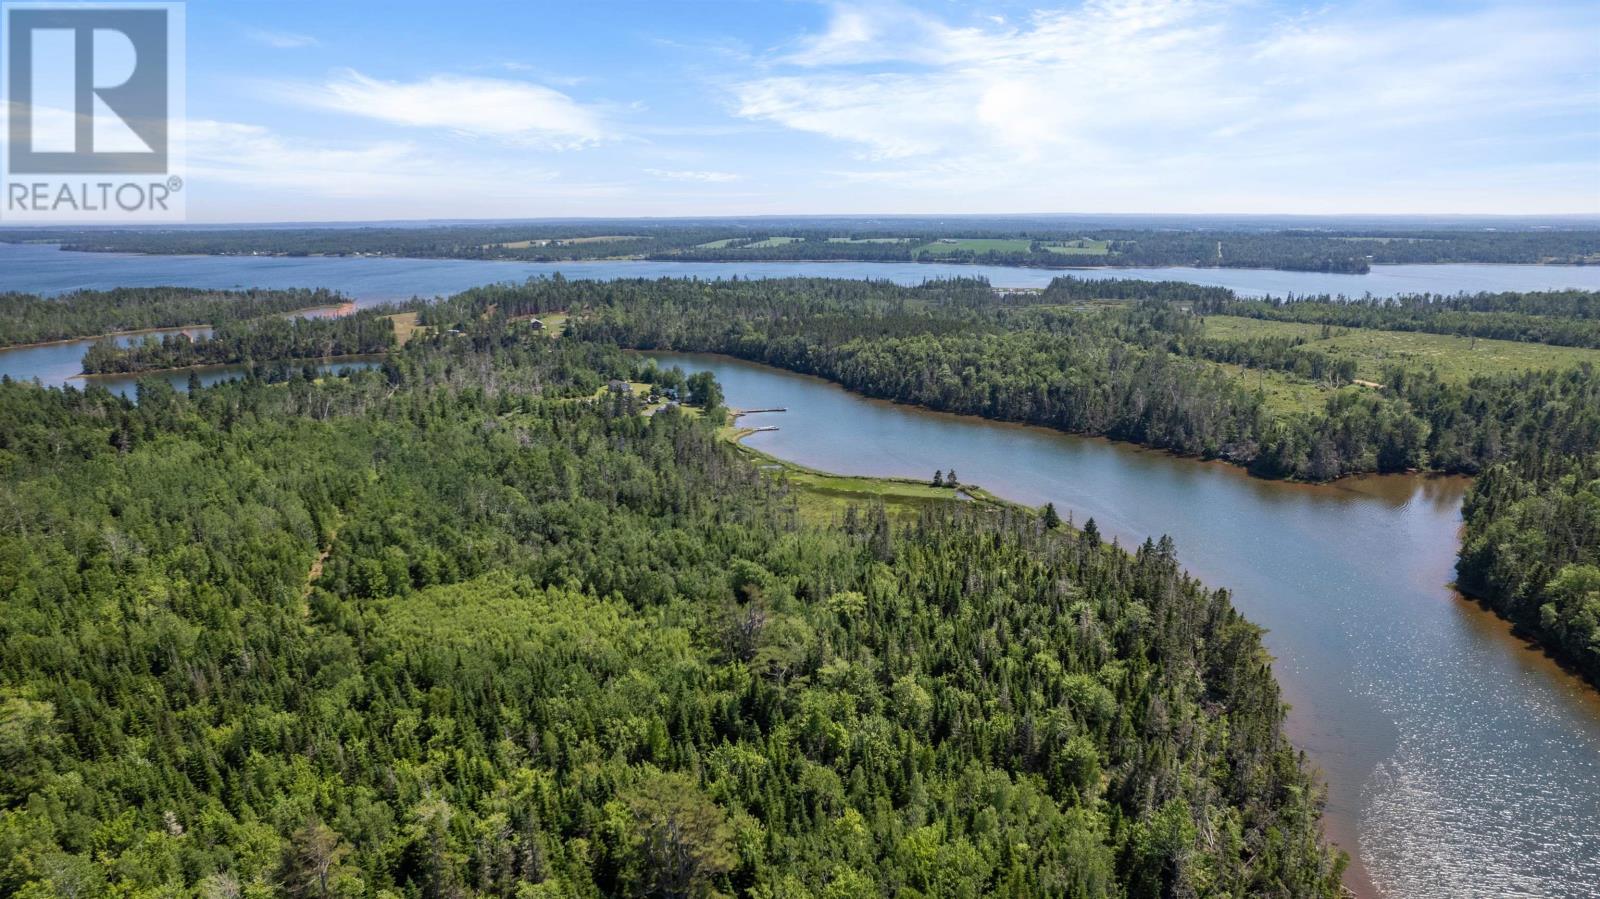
left=916, top=237, right=1035, bottom=255
left=1043, top=238, right=1110, bottom=255
left=744, top=236, right=803, bottom=248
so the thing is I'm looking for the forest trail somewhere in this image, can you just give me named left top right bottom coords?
left=301, top=516, right=343, bottom=618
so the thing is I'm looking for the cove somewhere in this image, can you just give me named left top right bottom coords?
left=642, top=351, right=1600, bottom=899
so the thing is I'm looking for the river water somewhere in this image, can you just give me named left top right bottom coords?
left=642, top=352, right=1600, bottom=899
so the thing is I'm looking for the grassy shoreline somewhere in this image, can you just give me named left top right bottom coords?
left=719, top=419, right=1022, bottom=523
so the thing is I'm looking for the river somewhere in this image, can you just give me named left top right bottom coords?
left=642, top=351, right=1600, bottom=899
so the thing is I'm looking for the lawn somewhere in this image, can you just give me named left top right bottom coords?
left=1201, top=315, right=1600, bottom=383
left=509, top=310, right=568, bottom=336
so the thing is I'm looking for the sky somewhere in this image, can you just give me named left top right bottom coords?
left=164, top=0, right=1600, bottom=220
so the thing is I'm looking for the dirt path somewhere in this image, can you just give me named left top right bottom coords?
left=301, top=515, right=343, bottom=618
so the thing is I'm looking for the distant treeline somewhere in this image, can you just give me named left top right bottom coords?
left=80, top=311, right=397, bottom=373
left=1192, top=289, right=1600, bottom=348
left=0, top=287, right=347, bottom=347
left=8, top=221, right=1597, bottom=273
left=426, top=276, right=1600, bottom=484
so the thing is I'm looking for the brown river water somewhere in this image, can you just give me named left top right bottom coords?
left=644, top=352, right=1600, bottom=899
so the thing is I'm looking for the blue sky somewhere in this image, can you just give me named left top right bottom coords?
left=174, top=0, right=1599, bottom=221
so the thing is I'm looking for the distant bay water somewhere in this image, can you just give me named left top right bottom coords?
left=4, top=241, right=1599, bottom=303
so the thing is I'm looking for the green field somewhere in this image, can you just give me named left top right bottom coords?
left=1209, top=361, right=1356, bottom=417
left=510, top=310, right=568, bottom=336
left=1043, top=238, right=1110, bottom=256
left=744, top=236, right=804, bottom=248
left=1202, top=315, right=1600, bottom=383
left=695, top=238, right=741, bottom=248
left=825, top=236, right=910, bottom=244
left=489, top=236, right=637, bottom=250
left=917, top=238, right=1035, bottom=256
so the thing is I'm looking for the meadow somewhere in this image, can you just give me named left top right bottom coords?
left=916, top=237, right=1035, bottom=255
left=1043, top=238, right=1111, bottom=255
left=1203, top=315, right=1600, bottom=383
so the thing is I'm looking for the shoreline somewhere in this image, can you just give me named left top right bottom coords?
left=14, top=240, right=1594, bottom=275
left=634, top=347, right=1468, bottom=493
left=0, top=301, right=359, bottom=352
left=712, top=399, right=1373, bottom=895
left=70, top=353, right=385, bottom=382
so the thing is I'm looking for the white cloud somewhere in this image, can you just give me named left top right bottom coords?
left=183, top=119, right=427, bottom=197
left=179, top=119, right=628, bottom=216
left=731, top=0, right=1600, bottom=210
left=645, top=168, right=742, bottom=182
left=281, top=70, right=609, bottom=148
left=247, top=28, right=319, bottom=49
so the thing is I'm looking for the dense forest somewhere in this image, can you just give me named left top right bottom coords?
left=0, top=327, right=1345, bottom=897
left=6, top=219, right=1596, bottom=273
left=78, top=312, right=399, bottom=374
left=1458, top=453, right=1600, bottom=682
left=0, top=288, right=349, bottom=347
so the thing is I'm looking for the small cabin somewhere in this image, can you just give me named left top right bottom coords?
left=607, top=379, right=629, bottom=394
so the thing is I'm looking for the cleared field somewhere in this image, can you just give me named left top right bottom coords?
left=1209, top=361, right=1349, bottom=417
left=492, top=235, right=637, bottom=249
left=536, top=311, right=569, bottom=335
left=825, top=237, right=910, bottom=244
left=508, top=310, right=569, bottom=336
left=561, top=235, right=638, bottom=244
left=917, top=238, right=1034, bottom=255
left=1202, top=316, right=1600, bottom=383
left=1043, top=239, right=1110, bottom=255
left=386, top=312, right=422, bottom=346
left=744, top=236, right=803, bottom=248
left=695, top=238, right=741, bottom=248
